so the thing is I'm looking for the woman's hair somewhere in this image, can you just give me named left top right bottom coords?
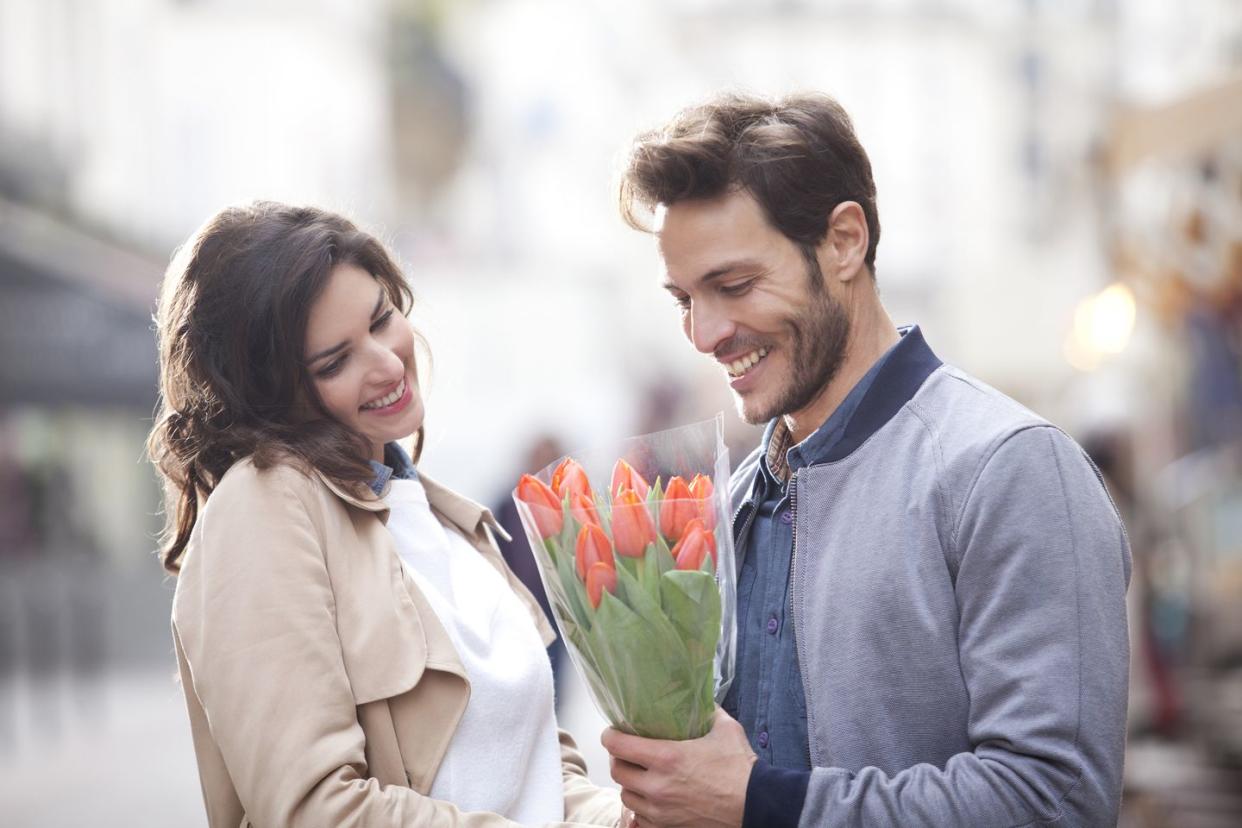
left=147, top=201, right=417, bottom=574
left=619, top=91, right=881, bottom=275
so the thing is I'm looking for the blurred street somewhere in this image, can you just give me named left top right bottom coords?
left=2, top=1, right=1241, bottom=826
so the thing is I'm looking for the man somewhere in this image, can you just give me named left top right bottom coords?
left=601, top=92, right=1130, bottom=827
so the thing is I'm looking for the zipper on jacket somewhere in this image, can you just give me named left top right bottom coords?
left=786, top=469, right=814, bottom=768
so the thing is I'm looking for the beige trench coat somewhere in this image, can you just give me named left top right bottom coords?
left=172, top=458, right=621, bottom=827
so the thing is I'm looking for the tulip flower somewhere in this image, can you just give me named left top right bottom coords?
left=575, top=522, right=614, bottom=580
left=672, top=520, right=718, bottom=571
left=610, top=459, right=650, bottom=500
left=551, top=458, right=593, bottom=501
left=610, top=488, right=658, bottom=558
left=689, top=474, right=717, bottom=531
left=507, top=418, right=731, bottom=743
left=660, top=476, right=699, bottom=542
left=570, top=491, right=601, bottom=528
left=585, top=561, right=618, bottom=609
left=516, top=474, right=563, bottom=539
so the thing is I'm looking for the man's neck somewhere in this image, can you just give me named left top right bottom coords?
left=783, top=306, right=900, bottom=445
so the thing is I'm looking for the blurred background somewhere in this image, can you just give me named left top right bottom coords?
left=1, top=0, right=1240, bottom=825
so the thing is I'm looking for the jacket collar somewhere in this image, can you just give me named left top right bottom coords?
left=312, top=465, right=512, bottom=542
left=819, top=324, right=941, bottom=463
left=418, top=473, right=513, bottom=543
left=755, top=324, right=942, bottom=472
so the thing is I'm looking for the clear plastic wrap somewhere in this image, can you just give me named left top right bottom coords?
left=512, top=415, right=736, bottom=740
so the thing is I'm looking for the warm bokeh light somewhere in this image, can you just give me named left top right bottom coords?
left=1066, top=282, right=1138, bottom=371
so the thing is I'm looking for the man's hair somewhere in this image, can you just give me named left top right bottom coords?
left=619, top=91, right=880, bottom=274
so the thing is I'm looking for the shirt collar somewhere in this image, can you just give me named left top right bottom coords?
left=368, top=441, right=418, bottom=496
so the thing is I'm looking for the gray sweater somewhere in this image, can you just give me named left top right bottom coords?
left=733, top=327, right=1131, bottom=827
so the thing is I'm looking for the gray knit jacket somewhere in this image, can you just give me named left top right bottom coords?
left=733, top=327, right=1131, bottom=828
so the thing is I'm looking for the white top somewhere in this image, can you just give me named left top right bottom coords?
left=384, top=476, right=564, bottom=823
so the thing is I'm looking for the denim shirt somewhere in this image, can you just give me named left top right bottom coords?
left=724, top=339, right=898, bottom=770
left=368, top=442, right=418, bottom=494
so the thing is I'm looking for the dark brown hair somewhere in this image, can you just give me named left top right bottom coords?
left=619, top=91, right=881, bottom=275
left=147, top=201, right=417, bottom=574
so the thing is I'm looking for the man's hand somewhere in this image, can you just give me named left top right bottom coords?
left=601, top=709, right=756, bottom=828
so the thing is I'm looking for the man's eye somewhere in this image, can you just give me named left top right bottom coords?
left=720, top=280, right=753, bottom=296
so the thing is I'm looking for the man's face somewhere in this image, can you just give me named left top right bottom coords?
left=658, top=190, right=850, bottom=425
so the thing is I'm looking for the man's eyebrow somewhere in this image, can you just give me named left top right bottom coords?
left=661, top=260, right=761, bottom=292
left=307, top=286, right=387, bottom=364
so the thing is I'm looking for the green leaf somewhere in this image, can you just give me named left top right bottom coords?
left=653, top=535, right=676, bottom=579
left=588, top=589, right=702, bottom=739
left=659, top=569, right=722, bottom=736
left=642, top=543, right=663, bottom=604
left=557, top=496, right=576, bottom=552
left=553, top=536, right=592, bottom=633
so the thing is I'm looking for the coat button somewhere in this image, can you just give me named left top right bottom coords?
left=780, top=510, right=792, bottom=524
left=766, top=616, right=779, bottom=635
left=757, top=730, right=769, bottom=749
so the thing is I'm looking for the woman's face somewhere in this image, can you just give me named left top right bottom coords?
left=304, top=262, right=423, bottom=462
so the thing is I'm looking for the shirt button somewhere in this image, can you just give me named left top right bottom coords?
left=757, top=731, right=769, bottom=749
left=780, top=510, right=792, bottom=524
left=766, top=616, right=779, bottom=635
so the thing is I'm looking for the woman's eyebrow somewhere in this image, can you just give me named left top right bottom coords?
left=307, top=286, right=386, bottom=364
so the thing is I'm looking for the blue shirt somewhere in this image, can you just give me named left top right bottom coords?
left=724, top=340, right=899, bottom=769
left=368, top=442, right=418, bottom=494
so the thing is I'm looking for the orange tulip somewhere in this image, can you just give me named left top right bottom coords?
left=689, top=473, right=717, bottom=531
left=672, top=520, right=718, bottom=571
left=551, top=458, right=593, bottom=501
left=610, top=459, right=650, bottom=500
left=660, top=476, right=699, bottom=542
left=575, top=523, right=614, bottom=580
left=569, top=491, right=601, bottom=528
left=610, top=488, right=658, bottom=558
left=585, top=561, right=618, bottom=609
left=516, top=474, right=563, bottom=539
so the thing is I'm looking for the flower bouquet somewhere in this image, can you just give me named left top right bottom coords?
left=512, top=416, right=736, bottom=740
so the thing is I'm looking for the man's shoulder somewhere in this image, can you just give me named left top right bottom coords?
left=910, top=363, right=1051, bottom=454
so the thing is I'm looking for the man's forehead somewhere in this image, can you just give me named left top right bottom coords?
left=656, top=194, right=773, bottom=287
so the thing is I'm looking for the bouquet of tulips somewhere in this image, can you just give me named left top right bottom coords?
left=512, top=416, right=736, bottom=740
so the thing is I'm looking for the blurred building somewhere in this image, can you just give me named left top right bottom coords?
left=0, top=0, right=1239, bottom=825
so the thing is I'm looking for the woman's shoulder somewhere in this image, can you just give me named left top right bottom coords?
left=199, top=455, right=354, bottom=535
left=211, top=454, right=321, bottom=506
left=179, top=457, right=337, bottom=586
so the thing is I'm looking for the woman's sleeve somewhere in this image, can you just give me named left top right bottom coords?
left=558, top=728, right=624, bottom=825
left=173, top=464, right=539, bottom=828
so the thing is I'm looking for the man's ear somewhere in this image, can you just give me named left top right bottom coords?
left=820, top=201, right=869, bottom=284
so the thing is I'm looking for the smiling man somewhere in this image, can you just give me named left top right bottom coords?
left=601, top=93, right=1132, bottom=827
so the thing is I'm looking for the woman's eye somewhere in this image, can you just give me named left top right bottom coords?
left=317, top=356, right=346, bottom=378
left=370, top=309, right=394, bottom=332
left=672, top=295, right=691, bottom=311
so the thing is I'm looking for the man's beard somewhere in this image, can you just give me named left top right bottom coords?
left=738, top=277, right=851, bottom=425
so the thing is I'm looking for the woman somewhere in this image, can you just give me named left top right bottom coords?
left=148, top=202, right=622, bottom=827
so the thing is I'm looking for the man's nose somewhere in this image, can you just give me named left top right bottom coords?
left=687, top=302, right=734, bottom=356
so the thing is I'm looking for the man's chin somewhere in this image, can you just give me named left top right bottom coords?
left=734, top=394, right=775, bottom=426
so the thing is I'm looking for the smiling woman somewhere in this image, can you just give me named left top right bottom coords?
left=305, top=263, right=425, bottom=462
left=145, top=202, right=621, bottom=827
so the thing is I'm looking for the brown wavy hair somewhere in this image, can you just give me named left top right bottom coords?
left=619, top=91, right=881, bottom=275
left=147, top=202, right=418, bottom=574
